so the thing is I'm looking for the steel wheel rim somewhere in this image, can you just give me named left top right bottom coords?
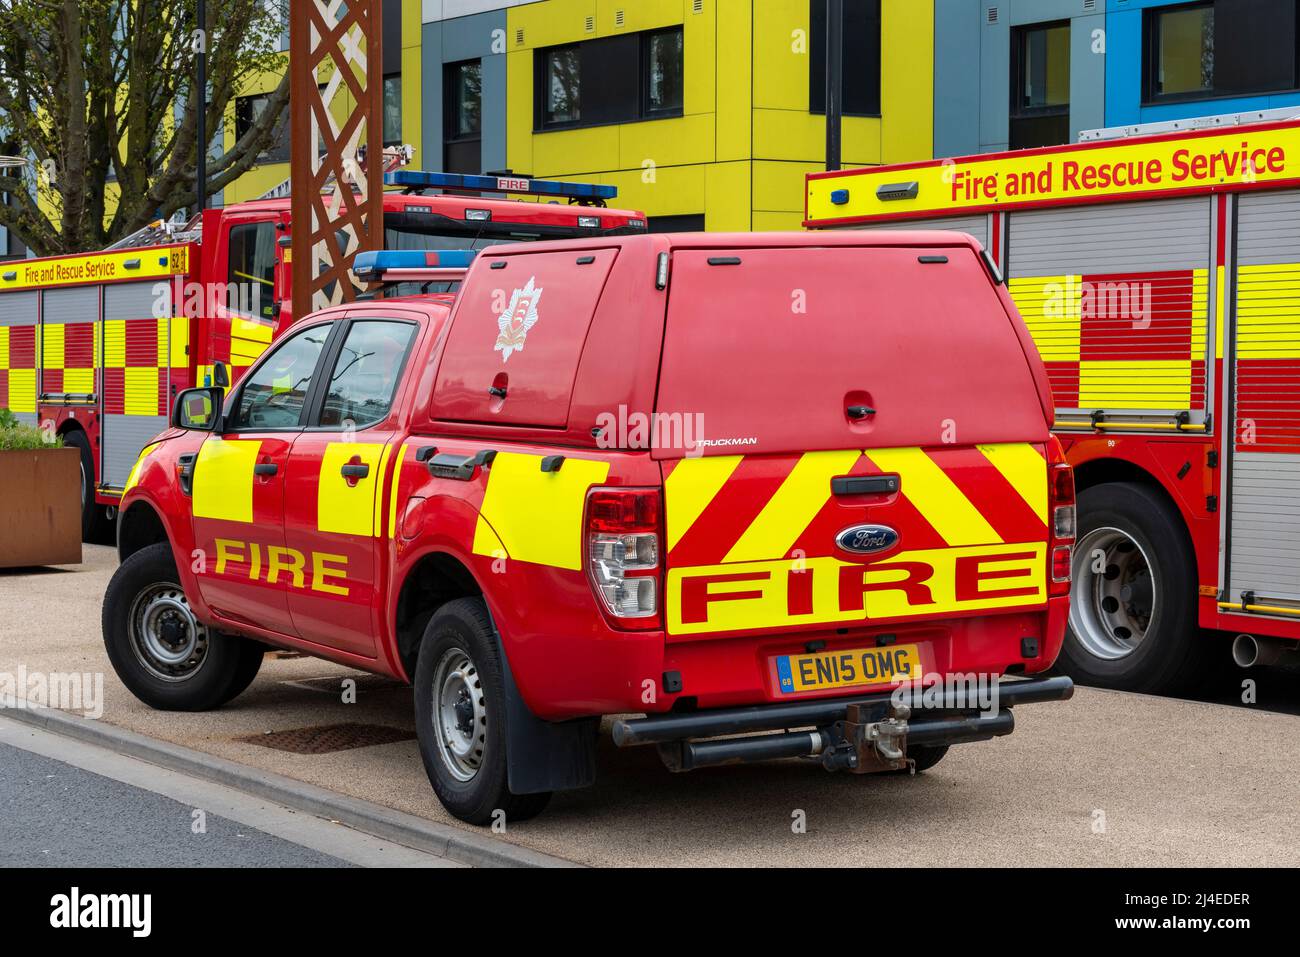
left=128, top=582, right=209, bottom=682
left=1069, top=526, right=1157, bottom=661
left=432, top=646, right=487, bottom=782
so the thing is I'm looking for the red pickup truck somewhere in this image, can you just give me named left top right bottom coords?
left=104, top=232, right=1075, bottom=824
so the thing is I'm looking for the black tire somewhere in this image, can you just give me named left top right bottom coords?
left=907, top=744, right=948, bottom=773
left=102, top=543, right=264, bottom=711
left=1059, top=482, right=1213, bottom=693
left=64, top=429, right=109, bottom=542
left=413, top=597, right=551, bottom=825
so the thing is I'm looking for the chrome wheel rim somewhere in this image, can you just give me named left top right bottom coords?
left=128, top=583, right=209, bottom=682
left=432, top=647, right=487, bottom=782
left=1069, top=526, right=1157, bottom=661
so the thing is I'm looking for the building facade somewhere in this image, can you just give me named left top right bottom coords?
left=935, top=0, right=1300, bottom=158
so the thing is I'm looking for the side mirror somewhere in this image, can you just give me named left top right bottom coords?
left=173, top=387, right=224, bottom=432
left=212, top=360, right=230, bottom=390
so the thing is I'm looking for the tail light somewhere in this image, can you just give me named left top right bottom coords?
left=1047, top=436, right=1076, bottom=593
left=586, top=488, right=661, bottom=629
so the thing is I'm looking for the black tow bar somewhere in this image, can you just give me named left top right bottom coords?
left=613, top=675, right=1073, bottom=773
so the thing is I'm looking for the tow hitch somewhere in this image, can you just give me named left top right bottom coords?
left=613, top=675, right=1070, bottom=774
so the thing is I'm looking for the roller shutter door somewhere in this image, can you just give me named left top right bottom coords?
left=1006, top=198, right=1212, bottom=420
left=101, top=281, right=171, bottom=487
left=1226, top=190, right=1300, bottom=607
left=852, top=214, right=988, bottom=250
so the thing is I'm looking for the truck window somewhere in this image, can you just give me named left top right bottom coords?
left=230, top=323, right=331, bottom=430
left=227, top=221, right=277, bottom=320
left=318, top=320, right=416, bottom=429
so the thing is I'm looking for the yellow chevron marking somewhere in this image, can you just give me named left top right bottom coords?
left=317, top=442, right=386, bottom=537
left=372, top=443, right=395, bottom=537
left=978, top=442, right=1047, bottom=525
left=476, top=452, right=610, bottom=570
left=866, top=447, right=1001, bottom=547
left=387, top=443, right=407, bottom=540
left=193, top=439, right=261, bottom=523
left=664, top=455, right=743, bottom=552
left=724, top=450, right=861, bottom=564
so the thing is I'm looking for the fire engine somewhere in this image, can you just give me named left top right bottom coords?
left=806, top=108, right=1300, bottom=692
left=0, top=170, right=646, bottom=539
left=104, top=231, right=1074, bottom=824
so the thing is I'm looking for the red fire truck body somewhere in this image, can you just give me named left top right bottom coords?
left=806, top=112, right=1300, bottom=690
left=0, top=176, right=646, bottom=536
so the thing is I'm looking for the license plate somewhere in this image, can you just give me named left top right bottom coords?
left=775, top=644, right=922, bottom=694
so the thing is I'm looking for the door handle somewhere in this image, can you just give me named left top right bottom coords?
left=846, top=405, right=877, bottom=420
left=340, top=463, right=370, bottom=480
left=832, top=475, right=899, bottom=496
left=254, top=463, right=278, bottom=477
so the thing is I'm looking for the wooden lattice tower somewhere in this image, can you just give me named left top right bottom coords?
left=289, top=0, right=384, bottom=318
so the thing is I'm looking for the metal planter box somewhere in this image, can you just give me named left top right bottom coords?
left=0, top=447, right=82, bottom=568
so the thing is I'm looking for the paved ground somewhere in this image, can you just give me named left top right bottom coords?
left=2, top=544, right=1299, bottom=867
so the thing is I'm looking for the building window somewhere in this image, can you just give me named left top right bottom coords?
left=444, top=59, right=483, bottom=174
left=808, top=0, right=882, bottom=117
left=1010, top=21, right=1071, bottom=150
left=234, top=94, right=290, bottom=164
left=535, top=26, right=685, bottom=131
left=1145, top=1, right=1300, bottom=103
left=383, top=74, right=403, bottom=146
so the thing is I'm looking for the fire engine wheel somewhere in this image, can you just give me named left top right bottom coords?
left=413, top=597, right=551, bottom=826
left=1060, top=482, right=1211, bottom=693
left=103, top=543, right=265, bottom=711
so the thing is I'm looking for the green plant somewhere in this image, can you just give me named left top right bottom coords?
left=0, top=408, right=19, bottom=430
left=0, top=424, right=62, bottom=451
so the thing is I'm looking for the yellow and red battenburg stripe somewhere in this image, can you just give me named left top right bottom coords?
left=663, top=443, right=1050, bottom=636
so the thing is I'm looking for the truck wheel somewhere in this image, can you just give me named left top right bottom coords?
left=413, top=597, right=551, bottom=825
left=102, top=543, right=264, bottom=711
left=63, top=429, right=108, bottom=542
left=1061, top=482, right=1210, bottom=693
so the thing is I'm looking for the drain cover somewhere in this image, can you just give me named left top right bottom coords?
left=238, top=723, right=416, bottom=754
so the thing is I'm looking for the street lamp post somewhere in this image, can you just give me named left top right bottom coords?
left=825, top=0, right=843, bottom=172
left=196, top=0, right=207, bottom=211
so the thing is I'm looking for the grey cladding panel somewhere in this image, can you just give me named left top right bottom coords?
left=101, top=414, right=168, bottom=487
left=853, top=215, right=989, bottom=249
left=1229, top=453, right=1300, bottom=602
left=41, top=286, right=98, bottom=324
left=104, top=281, right=169, bottom=323
left=1008, top=198, right=1210, bottom=276
left=0, top=291, right=38, bottom=326
left=1237, top=191, right=1300, bottom=266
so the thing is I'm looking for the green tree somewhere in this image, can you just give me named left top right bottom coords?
left=0, top=0, right=290, bottom=256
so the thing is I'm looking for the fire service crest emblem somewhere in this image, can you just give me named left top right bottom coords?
left=494, top=277, right=543, bottom=361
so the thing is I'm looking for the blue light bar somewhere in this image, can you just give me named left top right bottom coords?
left=352, top=249, right=477, bottom=280
left=386, top=170, right=618, bottom=201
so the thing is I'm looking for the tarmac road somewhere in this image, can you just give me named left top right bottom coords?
left=2, top=545, right=1299, bottom=867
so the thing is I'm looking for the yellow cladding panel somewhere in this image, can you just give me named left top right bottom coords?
left=1078, top=360, right=1192, bottom=409
left=598, top=0, right=682, bottom=35
left=881, top=0, right=933, bottom=162
left=1236, top=262, right=1300, bottom=359
left=505, top=50, right=535, bottom=175
left=618, top=114, right=715, bottom=171
left=705, top=161, right=753, bottom=231
left=104, top=320, right=126, bottom=367
left=752, top=160, right=820, bottom=214
left=601, top=163, right=706, bottom=218
left=509, top=0, right=598, bottom=50
left=1009, top=275, right=1082, bottom=362
left=42, top=323, right=64, bottom=370
left=532, top=125, right=622, bottom=177
left=401, top=0, right=422, bottom=165
left=475, top=451, right=611, bottom=570
left=7, top=369, right=35, bottom=413
left=0, top=326, right=8, bottom=368
left=681, top=0, right=717, bottom=119
left=193, top=439, right=261, bottom=523
left=716, top=0, right=754, bottom=162
left=752, top=0, right=811, bottom=112
left=318, top=442, right=387, bottom=537
left=753, top=210, right=808, bottom=231
left=666, top=544, right=1047, bottom=636
left=753, top=110, right=883, bottom=165
left=124, top=367, right=159, bottom=416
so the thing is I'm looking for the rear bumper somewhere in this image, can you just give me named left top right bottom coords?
left=612, top=674, right=1073, bottom=772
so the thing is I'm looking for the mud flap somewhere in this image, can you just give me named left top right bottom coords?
left=487, top=610, right=598, bottom=795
